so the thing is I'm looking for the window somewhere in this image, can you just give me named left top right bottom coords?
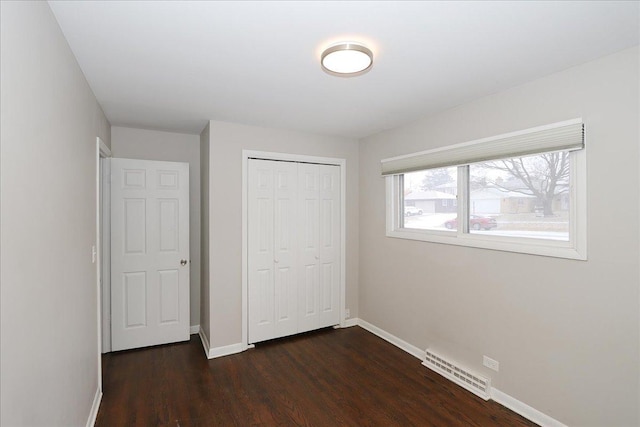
left=384, top=120, right=586, bottom=260
left=469, top=153, right=570, bottom=240
left=402, top=167, right=457, bottom=231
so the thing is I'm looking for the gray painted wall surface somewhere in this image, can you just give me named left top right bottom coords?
left=358, top=47, right=639, bottom=426
left=0, top=1, right=111, bottom=425
left=205, top=120, right=360, bottom=348
left=111, top=126, right=202, bottom=328
left=199, top=123, right=211, bottom=341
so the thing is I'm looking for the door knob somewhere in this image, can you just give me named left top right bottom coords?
left=180, top=259, right=188, bottom=266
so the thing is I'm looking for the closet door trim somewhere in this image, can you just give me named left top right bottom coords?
left=242, top=150, right=346, bottom=349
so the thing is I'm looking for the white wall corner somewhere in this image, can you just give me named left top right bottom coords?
left=85, top=387, right=102, bottom=427
left=356, top=319, right=426, bottom=360
left=190, top=324, right=200, bottom=335
left=491, top=388, right=568, bottom=427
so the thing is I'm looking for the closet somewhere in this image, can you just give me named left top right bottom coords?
left=248, top=158, right=341, bottom=344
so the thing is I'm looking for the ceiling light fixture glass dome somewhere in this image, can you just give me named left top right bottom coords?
left=321, top=42, right=373, bottom=77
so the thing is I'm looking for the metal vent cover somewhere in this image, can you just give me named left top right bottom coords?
left=422, top=349, right=491, bottom=400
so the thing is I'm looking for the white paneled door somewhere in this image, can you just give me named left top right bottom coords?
left=111, top=158, right=190, bottom=351
left=248, top=159, right=340, bottom=344
left=248, top=159, right=299, bottom=343
left=298, top=163, right=341, bottom=333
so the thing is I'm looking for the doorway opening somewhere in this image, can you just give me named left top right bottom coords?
left=96, top=137, right=112, bottom=396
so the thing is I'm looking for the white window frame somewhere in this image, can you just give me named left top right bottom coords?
left=385, top=124, right=587, bottom=261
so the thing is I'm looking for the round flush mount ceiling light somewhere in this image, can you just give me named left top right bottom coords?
left=321, top=42, right=373, bottom=77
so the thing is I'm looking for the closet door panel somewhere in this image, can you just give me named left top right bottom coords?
left=248, top=159, right=276, bottom=343
left=318, top=165, right=341, bottom=327
left=297, top=163, right=320, bottom=333
left=273, top=161, right=298, bottom=338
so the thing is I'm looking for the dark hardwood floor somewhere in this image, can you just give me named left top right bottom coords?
left=96, top=327, right=538, bottom=426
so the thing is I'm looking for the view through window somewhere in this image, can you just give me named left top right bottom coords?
left=402, top=167, right=457, bottom=232
left=469, top=152, right=570, bottom=241
left=400, top=152, right=570, bottom=241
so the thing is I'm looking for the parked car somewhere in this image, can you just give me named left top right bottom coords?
left=404, top=206, right=423, bottom=216
left=444, top=215, right=497, bottom=230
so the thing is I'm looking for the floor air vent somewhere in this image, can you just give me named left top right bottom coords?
left=422, top=349, right=491, bottom=400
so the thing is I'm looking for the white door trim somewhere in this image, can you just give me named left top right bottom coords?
left=241, top=150, right=347, bottom=350
left=95, top=137, right=111, bottom=396
left=100, top=157, right=112, bottom=353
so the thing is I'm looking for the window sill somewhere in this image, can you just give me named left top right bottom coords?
left=386, top=228, right=586, bottom=260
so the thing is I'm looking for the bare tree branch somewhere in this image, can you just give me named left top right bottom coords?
left=478, top=152, right=570, bottom=216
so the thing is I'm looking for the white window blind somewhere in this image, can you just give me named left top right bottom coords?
left=381, top=119, right=584, bottom=176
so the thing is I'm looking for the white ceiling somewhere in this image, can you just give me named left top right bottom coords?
left=49, top=1, right=639, bottom=139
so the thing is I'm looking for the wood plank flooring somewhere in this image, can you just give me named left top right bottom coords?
left=96, top=326, right=538, bottom=426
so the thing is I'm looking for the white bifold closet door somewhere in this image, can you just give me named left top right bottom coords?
left=248, top=159, right=340, bottom=344
left=297, top=163, right=341, bottom=333
left=248, top=159, right=299, bottom=343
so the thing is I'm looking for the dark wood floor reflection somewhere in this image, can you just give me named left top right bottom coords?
left=96, top=326, right=537, bottom=426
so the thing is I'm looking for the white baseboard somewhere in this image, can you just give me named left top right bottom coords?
left=85, top=387, right=102, bottom=427
left=343, top=318, right=359, bottom=328
left=491, top=388, right=567, bottom=427
left=198, top=328, right=245, bottom=359
left=356, top=318, right=425, bottom=360
left=198, top=328, right=211, bottom=358
left=208, top=342, right=245, bottom=359
left=190, top=324, right=200, bottom=335
left=355, top=318, right=565, bottom=427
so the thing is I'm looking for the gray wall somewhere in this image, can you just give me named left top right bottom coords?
left=111, top=126, right=201, bottom=328
left=0, top=1, right=111, bottom=425
left=199, top=123, right=211, bottom=340
left=204, top=120, right=359, bottom=348
left=358, top=47, right=639, bottom=426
